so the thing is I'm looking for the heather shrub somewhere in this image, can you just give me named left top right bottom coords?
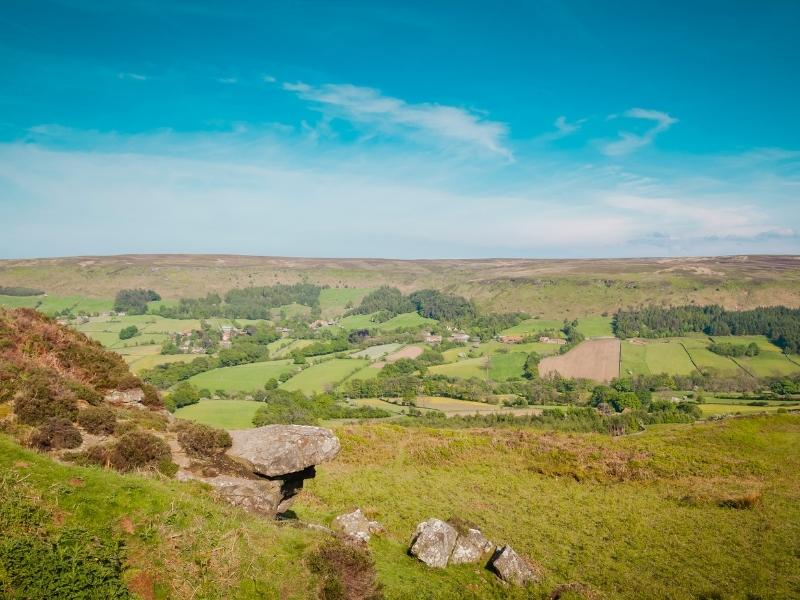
left=141, top=383, right=163, bottom=408
left=77, top=406, right=116, bottom=435
left=28, top=417, right=82, bottom=450
left=177, top=422, right=232, bottom=457
left=15, top=392, right=78, bottom=426
left=109, top=431, right=171, bottom=471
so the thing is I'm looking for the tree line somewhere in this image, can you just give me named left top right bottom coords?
left=613, top=305, right=800, bottom=353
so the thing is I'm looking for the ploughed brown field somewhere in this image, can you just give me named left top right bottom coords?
left=538, top=338, right=621, bottom=382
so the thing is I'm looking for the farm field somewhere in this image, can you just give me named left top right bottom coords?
left=737, top=352, right=800, bottom=377
left=350, top=343, right=402, bottom=359
left=429, top=356, right=490, bottom=380
left=174, top=399, right=261, bottom=429
left=125, top=352, right=195, bottom=373
left=685, top=346, right=743, bottom=374
left=0, top=293, right=114, bottom=314
left=499, top=318, right=563, bottom=336
left=271, top=302, right=311, bottom=319
left=574, top=316, right=614, bottom=338
left=489, top=352, right=527, bottom=381
left=698, top=403, right=787, bottom=416
left=620, top=339, right=695, bottom=376
left=384, top=345, right=423, bottom=362
left=336, top=313, right=379, bottom=331
left=376, top=311, right=436, bottom=331
left=539, top=338, right=621, bottom=382
left=281, top=358, right=369, bottom=394
left=442, top=340, right=558, bottom=363
left=187, top=359, right=295, bottom=392
left=318, top=287, right=372, bottom=316
left=271, top=339, right=314, bottom=358
left=342, top=365, right=381, bottom=382
left=351, top=396, right=549, bottom=417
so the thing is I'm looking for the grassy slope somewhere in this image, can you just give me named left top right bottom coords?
left=429, top=357, right=490, bottom=380
left=174, top=399, right=262, bottom=429
left=488, top=352, right=527, bottom=380
left=296, top=415, right=800, bottom=599
left=281, top=359, right=369, bottom=394
left=0, top=435, right=321, bottom=599
left=188, top=360, right=295, bottom=392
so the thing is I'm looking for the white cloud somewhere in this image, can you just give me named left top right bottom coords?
left=603, top=108, right=677, bottom=156
left=117, top=72, right=148, bottom=81
left=262, top=74, right=276, bottom=83
left=282, top=81, right=512, bottom=159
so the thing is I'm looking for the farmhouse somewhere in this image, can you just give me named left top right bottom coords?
left=423, top=331, right=443, bottom=343
left=450, top=332, right=470, bottom=343
left=498, top=334, right=524, bottom=344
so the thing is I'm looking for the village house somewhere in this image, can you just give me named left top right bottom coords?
left=422, top=331, right=443, bottom=343
left=450, top=332, right=470, bottom=343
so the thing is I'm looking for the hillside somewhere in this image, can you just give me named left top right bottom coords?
left=2, top=254, right=800, bottom=317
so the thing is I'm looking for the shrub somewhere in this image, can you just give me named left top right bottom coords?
left=307, top=539, right=382, bottom=600
left=77, top=406, right=117, bottom=435
left=65, top=380, right=103, bottom=406
left=140, top=383, right=163, bottom=409
left=28, top=417, right=83, bottom=450
left=109, top=431, right=171, bottom=472
left=118, top=325, right=139, bottom=340
left=177, top=422, right=232, bottom=458
left=15, top=393, right=78, bottom=426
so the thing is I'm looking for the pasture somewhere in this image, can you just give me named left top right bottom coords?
left=350, top=343, right=402, bottom=359
left=384, top=345, right=423, bottom=362
left=281, top=358, right=369, bottom=394
left=174, top=399, right=261, bottom=429
left=0, top=293, right=114, bottom=314
left=125, top=352, right=195, bottom=373
left=574, top=316, right=614, bottom=338
left=489, top=352, right=527, bottom=380
left=336, top=313, right=380, bottom=331
left=187, top=359, right=296, bottom=392
left=539, top=338, right=621, bottom=382
left=620, top=338, right=695, bottom=376
left=429, top=356, right=490, bottom=380
left=499, top=318, right=564, bottom=336
left=376, top=311, right=436, bottom=331
left=318, top=287, right=372, bottom=316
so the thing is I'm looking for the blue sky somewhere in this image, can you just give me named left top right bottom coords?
left=1, top=0, right=799, bottom=259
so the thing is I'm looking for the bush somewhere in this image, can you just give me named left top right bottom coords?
left=77, top=406, right=116, bottom=435
left=15, top=393, right=78, bottom=426
left=109, top=431, right=171, bottom=472
left=140, top=383, right=163, bottom=409
left=307, top=539, right=382, bottom=600
left=165, top=382, right=200, bottom=412
left=177, top=422, right=232, bottom=457
left=118, top=325, right=139, bottom=340
left=28, top=417, right=83, bottom=450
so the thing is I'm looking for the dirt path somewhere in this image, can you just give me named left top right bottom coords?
left=538, top=338, right=621, bottom=383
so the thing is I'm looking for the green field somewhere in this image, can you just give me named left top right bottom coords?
left=281, top=358, right=369, bottom=394
left=174, top=399, right=263, bottom=429
left=698, top=403, right=787, bottom=416
left=0, top=294, right=114, bottom=314
left=429, top=356, right=490, bottom=379
left=737, top=352, right=800, bottom=377
left=488, top=352, right=527, bottom=380
left=376, top=311, right=436, bottom=331
left=125, top=352, right=196, bottom=373
left=336, top=313, right=380, bottom=330
left=351, top=343, right=402, bottom=359
left=574, top=316, right=614, bottom=338
left=499, top=318, right=564, bottom=336
left=319, top=287, right=373, bottom=316
left=342, top=364, right=382, bottom=382
left=188, top=359, right=296, bottom=392
left=621, top=339, right=696, bottom=376
left=685, top=346, right=743, bottom=374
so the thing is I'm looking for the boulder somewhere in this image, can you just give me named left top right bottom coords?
left=409, top=518, right=458, bottom=568
left=450, top=528, right=494, bottom=565
left=206, top=475, right=284, bottom=516
left=489, top=545, right=539, bottom=586
left=228, top=425, right=340, bottom=477
left=332, top=508, right=383, bottom=542
left=104, top=388, right=146, bottom=410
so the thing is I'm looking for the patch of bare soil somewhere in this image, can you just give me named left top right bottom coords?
left=538, top=338, right=621, bottom=383
left=385, top=346, right=423, bottom=362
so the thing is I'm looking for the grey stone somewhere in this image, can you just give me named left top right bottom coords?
left=228, top=425, right=340, bottom=477
left=489, top=545, right=539, bottom=586
left=332, top=508, right=383, bottom=542
left=209, top=475, right=284, bottom=516
left=450, top=528, right=494, bottom=565
left=409, top=518, right=458, bottom=568
left=104, top=388, right=146, bottom=410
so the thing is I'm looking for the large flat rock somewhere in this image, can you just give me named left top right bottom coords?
left=228, top=425, right=340, bottom=477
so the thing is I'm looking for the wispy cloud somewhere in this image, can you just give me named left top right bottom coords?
left=117, top=72, right=148, bottom=81
left=603, top=108, right=677, bottom=156
left=535, top=115, right=587, bottom=143
left=282, top=81, right=512, bottom=159
left=262, top=74, right=276, bottom=83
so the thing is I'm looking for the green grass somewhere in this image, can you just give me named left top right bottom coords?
left=187, top=359, right=296, bottom=392
left=620, top=341, right=649, bottom=375
left=281, top=359, right=369, bottom=394
left=174, top=399, right=263, bottom=429
left=429, top=356, right=490, bottom=380
left=0, top=435, right=321, bottom=599
left=698, top=403, right=786, bottom=416
left=272, top=303, right=311, bottom=319
left=376, top=312, right=436, bottom=331
left=336, top=313, right=380, bottom=330
left=488, top=352, right=527, bottom=381
left=126, top=352, right=196, bottom=373
left=685, top=346, right=743, bottom=374
left=351, top=343, right=402, bottom=359
left=319, top=287, right=373, bottom=317
left=737, top=352, right=800, bottom=377
left=574, top=316, right=614, bottom=338
left=621, top=339, right=696, bottom=376
left=708, top=335, right=783, bottom=352
left=0, top=294, right=114, bottom=315
left=499, top=318, right=564, bottom=336
left=296, top=415, right=800, bottom=599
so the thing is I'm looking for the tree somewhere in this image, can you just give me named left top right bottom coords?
left=166, top=382, right=200, bottom=411
left=118, top=325, right=139, bottom=340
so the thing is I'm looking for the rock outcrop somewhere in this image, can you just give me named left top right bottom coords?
left=104, top=388, right=147, bottom=410
left=489, top=545, right=539, bottom=586
left=409, top=519, right=458, bottom=568
left=332, top=508, right=383, bottom=542
left=228, top=425, right=341, bottom=477
left=177, top=425, right=341, bottom=518
left=449, top=527, right=494, bottom=565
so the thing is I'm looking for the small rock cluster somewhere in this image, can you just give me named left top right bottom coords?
left=331, top=508, right=384, bottom=542
left=409, top=518, right=538, bottom=586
